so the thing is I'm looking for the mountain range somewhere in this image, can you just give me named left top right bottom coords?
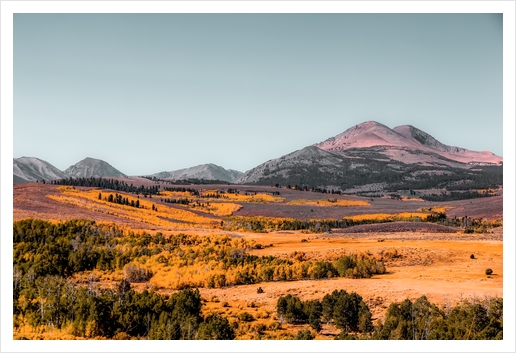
left=13, top=157, right=242, bottom=184
left=13, top=157, right=126, bottom=183
left=235, top=121, right=502, bottom=193
left=13, top=121, right=502, bottom=192
left=13, top=157, right=68, bottom=183
left=312, top=121, right=501, bottom=166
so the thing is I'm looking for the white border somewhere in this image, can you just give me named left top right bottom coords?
left=1, top=1, right=514, bottom=352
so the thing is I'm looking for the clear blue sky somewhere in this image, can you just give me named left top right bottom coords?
left=14, top=13, right=503, bottom=175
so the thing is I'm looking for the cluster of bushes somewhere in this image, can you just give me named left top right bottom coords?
left=205, top=253, right=385, bottom=288
left=13, top=219, right=157, bottom=279
left=226, top=213, right=434, bottom=234
left=161, top=197, right=191, bottom=205
left=101, top=192, right=140, bottom=208
left=13, top=219, right=387, bottom=292
left=13, top=276, right=234, bottom=340
left=223, top=216, right=351, bottom=233
left=277, top=294, right=503, bottom=341
left=52, top=177, right=161, bottom=195
left=225, top=210, right=503, bottom=234
left=277, top=290, right=374, bottom=334
left=162, top=186, right=200, bottom=195
left=421, top=191, right=498, bottom=202
left=373, top=295, right=502, bottom=340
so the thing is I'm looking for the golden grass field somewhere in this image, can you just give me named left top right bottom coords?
left=13, top=182, right=503, bottom=340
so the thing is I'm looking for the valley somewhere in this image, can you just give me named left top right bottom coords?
left=12, top=121, right=504, bottom=341
left=13, top=180, right=503, bottom=340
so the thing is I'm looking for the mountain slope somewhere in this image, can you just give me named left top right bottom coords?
left=236, top=146, right=354, bottom=186
left=393, top=125, right=502, bottom=165
left=152, top=163, right=243, bottom=183
left=313, top=121, right=502, bottom=166
left=13, top=157, right=67, bottom=183
left=314, top=121, right=419, bottom=151
left=64, top=157, right=126, bottom=178
left=236, top=121, right=502, bottom=194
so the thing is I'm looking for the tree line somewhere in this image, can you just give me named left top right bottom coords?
left=52, top=177, right=161, bottom=196
left=223, top=212, right=499, bottom=234
left=14, top=276, right=234, bottom=340
left=276, top=293, right=503, bottom=340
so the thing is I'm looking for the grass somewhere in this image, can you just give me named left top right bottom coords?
left=48, top=188, right=218, bottom=228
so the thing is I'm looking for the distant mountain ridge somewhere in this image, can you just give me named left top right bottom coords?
left=12, top=157, right=127, bottom=184
left=64, top=157, right=127, bottom=178
left=13, top=157, right=68, bottom=183
left=236, top=121, right=502, bottom=192
left=14, top=121, right=502, bottom=193
left=13, top=157, right=243, bottom=184
left=313, top=121, right=502, bottom=166
left=152, top=163, right=243, bottom=183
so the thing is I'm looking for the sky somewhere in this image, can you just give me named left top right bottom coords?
left=13, top=13, right=503, bottom=176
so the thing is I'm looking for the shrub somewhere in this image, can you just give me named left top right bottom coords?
left=238, top=312, right=255, bottom=322
left=112, top=332, right=132, bottom=340
left=485, top=268, right=493, bottom=275
left=123, top=263, right=153, bottom=282
left=257, top=287, right=264, bottom=294
left=251, top=323, right=266, bottom=335
left=268, top=322, right=281, bottom=331
left=294, top=329, right=314, bottom=340
left=470, top=254, right=475, bottom=259
left=197, top=314, right=235, bottom=340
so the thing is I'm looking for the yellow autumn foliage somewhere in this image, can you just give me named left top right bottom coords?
left=400, top=196, right=425, bottom=202
left=47, top=188, right=217, bottom=228
left=158, top=190, right=194, bottom=198
left=419, top=206, right=454, bottom=214
left=215, top=192, right=284, bottom=203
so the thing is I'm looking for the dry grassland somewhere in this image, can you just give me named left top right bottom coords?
left=13, top=182, right=503, bottom=339
left=205, top=229, right=503, bottom=318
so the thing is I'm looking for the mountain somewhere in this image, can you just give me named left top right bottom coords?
left=152, top=163, right=243, bottom=183
left=392, top=125, right=502, bottom=165
left=236, top=146, right=347, bottom=185
left=236, top=121, right=503, bottom=194
left=314, top=121, right=502, bottom=166
left=314, top=121, right=417, bottom=151
left=64, top=157, right=126, bottom=178
left=13, top=157, right=68, bottom=183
